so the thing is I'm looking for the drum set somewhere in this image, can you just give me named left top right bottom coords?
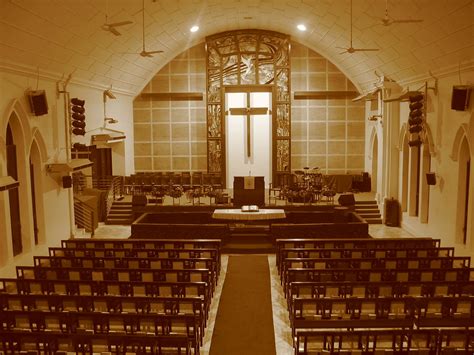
left=282, top=167, right=335, bottom=204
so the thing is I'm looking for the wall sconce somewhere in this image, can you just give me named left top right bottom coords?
left=103, top=88, right=118, bottom=125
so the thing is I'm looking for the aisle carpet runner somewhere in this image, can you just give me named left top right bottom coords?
left=209, top=255, right=276, bottom=355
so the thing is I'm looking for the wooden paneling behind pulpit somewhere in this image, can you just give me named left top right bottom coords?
left=233, top=176, right=265, bottom=207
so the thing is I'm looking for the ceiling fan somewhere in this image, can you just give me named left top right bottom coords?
left=101, top=0, right=133, bottom=36
left=122, top=0, right=163, bottom=57
left=377, top=0, right=424, bottom=26
left=336, top=0, right=379, bottom=54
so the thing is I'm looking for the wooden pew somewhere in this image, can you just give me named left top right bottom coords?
left=294, top=329, right=442, bottom=355
left=275, top=237, right=441, bottom=267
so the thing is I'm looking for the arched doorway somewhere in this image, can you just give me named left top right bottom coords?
left=29, top=140, right=45, bottom=245
left=456, top=137, right=471, bottom=245
left=401, top=133, right=409, bottom=212
left=6, top=123, right=22, bottom=255
left=371, top=133, right=378, bottom=192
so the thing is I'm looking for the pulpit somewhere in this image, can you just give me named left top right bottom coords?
left=233, top=176, right=265, bottom=207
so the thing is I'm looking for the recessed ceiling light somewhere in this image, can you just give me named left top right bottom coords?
left=297, top=24, right=307, bottom=31
left=190, top=25, right=199, bottom=33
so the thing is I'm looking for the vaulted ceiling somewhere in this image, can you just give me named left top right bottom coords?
left=1, top=0, right=473, bottom=95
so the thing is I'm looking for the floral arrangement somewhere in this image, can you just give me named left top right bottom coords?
left=168, top=185, right=184, bottom=199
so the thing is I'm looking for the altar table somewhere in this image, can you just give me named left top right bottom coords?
left=212, top=208, right=286, bottom=221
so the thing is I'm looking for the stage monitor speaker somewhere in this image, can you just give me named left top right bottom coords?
left=62, top=176, right=72, bottom=188
left=27, top=90, right=48, bottom=116
left=451, top=86, right=471, bottom=111
left=338, top=193, right=355, bottom=206
left=426, top=172, right=436, bottom=186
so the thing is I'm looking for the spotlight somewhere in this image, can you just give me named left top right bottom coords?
left=297, top=24, right=307, bottom=31
left=190, top=25, right=199, bottom=33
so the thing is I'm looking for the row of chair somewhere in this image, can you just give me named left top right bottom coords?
left=125, top=172, right=222, bottom=193
left=275, top=237, right=473, bottom=354
left=295, top=328, right=474, bottom=355
left=1, top=238, right=223, bottom=355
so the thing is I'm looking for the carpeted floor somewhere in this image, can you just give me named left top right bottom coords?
left=209, top=255, right=276, bottom=355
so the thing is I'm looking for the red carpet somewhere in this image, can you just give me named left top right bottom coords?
left=209, top=255, right=276, bottom=355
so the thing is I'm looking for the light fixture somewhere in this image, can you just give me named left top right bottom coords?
left=297, top=24, right=307, bottom=31
left=190, top=25, right=199, bottom=33
left=103, top=88, right=118, bottom=126
left=104, top=117, right=118, bottom=124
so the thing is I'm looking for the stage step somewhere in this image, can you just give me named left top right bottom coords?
left=106, top=201, right=133, bottom=225
left=354, top=200, right=382, bottom=225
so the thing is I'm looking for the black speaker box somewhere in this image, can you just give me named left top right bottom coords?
left=426, top=172, right=436, bottom=186
left=132, top=195, right=148, bottom=206
left=384, top=198, right=400, bottom=227
left=338, top=193, right=355, bottom=206
left=27, top=90, right=48, bottom=116
left=62, top=176, right=72, bottom=188
left=451, top=86, right=471, bottom=111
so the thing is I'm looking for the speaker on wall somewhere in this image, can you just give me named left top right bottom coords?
left=451, top=86, right=471, bottom=111
left=27, top=90, right=48, bottom=116
left=62, top=176, right=72, bottom=189
left=426, top=172, right=436, bottom=186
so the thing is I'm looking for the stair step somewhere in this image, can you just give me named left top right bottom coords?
left=108, top=210, right=133, bottom=215
left=355, top=204, right=379, bottom=209
left=354, top=200, right=378, bottom=205
left=364, top=217, right=383, bottom=223
left=358, top=213, right=381, bottom=219
left=112, top=201, right=133, bottom=206
left=110, top=205, right=132, bottom=210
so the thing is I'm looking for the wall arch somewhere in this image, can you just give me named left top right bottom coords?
left=30, top=128, right=49, bottom=164
left=29, top=138, right=46, bottom=245
left=451, top=124, right=472, bottom=161
left=4, top=99, right=35, bottom=256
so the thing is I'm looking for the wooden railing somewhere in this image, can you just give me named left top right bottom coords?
left=73, top=197, right=95, bottom=237
left=105, top=176, right=123, bottom=217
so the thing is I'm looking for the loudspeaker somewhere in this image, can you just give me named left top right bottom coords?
left=132, top=195, right=148, bottom=206
left=451, top=86, right=471, bottom=111
left=426, top=172, right=436, bottom=186
left=338, top=193, right=355, bottom=206
left=62, top=176, right=72, bottom=188
left=384, top=198, right=400, bottom=227
left=27, top=90, right=48, bottom=116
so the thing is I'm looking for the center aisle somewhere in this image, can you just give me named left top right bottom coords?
left=209, top=255, right=276, bottom=355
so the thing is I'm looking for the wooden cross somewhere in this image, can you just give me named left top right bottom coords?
left=228, top=98, right=268, bottom=157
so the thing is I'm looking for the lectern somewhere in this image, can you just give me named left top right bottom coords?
left=233, top=176, right=265, bottom=207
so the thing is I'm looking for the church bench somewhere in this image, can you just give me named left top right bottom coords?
left=0, top=278, right=212, bottom=320
left=287, top=280, right=474, bottom=302
left=33, top=255, right=219, bottom=282
left=0, top=331, right=192, bottom=355
left=49, top=246, right=221, bottom=275
left=15, top=266, right=215, bottom=295
left=275, top=237, right=441, bottom=266
left=290, top=295, right=473, bottom=336
left=290, top=295, right=416, bottom=335
left=0, top=293, right=207, bottom=338
left=280, top=256, right=471, bottom=285
left=0, top=310, right=200, bottom=354
left=278, top=246, right=456, bottom=275
left=294, top=329, right=445, bottom=355
left=61, top=238, right=222, bottom=251
left=284, top=267, right=474, bottom=293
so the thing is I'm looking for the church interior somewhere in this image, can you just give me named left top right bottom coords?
left=0, top=0, right=474, bottom=353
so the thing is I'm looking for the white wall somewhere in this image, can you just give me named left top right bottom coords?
left=369, top=69, right=474, bottom=257
left=0, top=69, right=135, bottom=275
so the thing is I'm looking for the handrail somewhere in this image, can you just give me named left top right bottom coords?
left=73, top=197, right=95, bottom=237
left=105, top=176, right=123, bottom=217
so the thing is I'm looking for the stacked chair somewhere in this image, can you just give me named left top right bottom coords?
left=0, top=238, right=222, bottom=354
left=276, top=237, right=474, bottom=354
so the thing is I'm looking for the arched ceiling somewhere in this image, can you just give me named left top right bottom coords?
left=1, top=0, right=473, bottom=96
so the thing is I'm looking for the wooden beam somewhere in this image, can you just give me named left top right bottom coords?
left=141, top=92, right=204, bottom=101
left=294, top=91, right=359, bottom=100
